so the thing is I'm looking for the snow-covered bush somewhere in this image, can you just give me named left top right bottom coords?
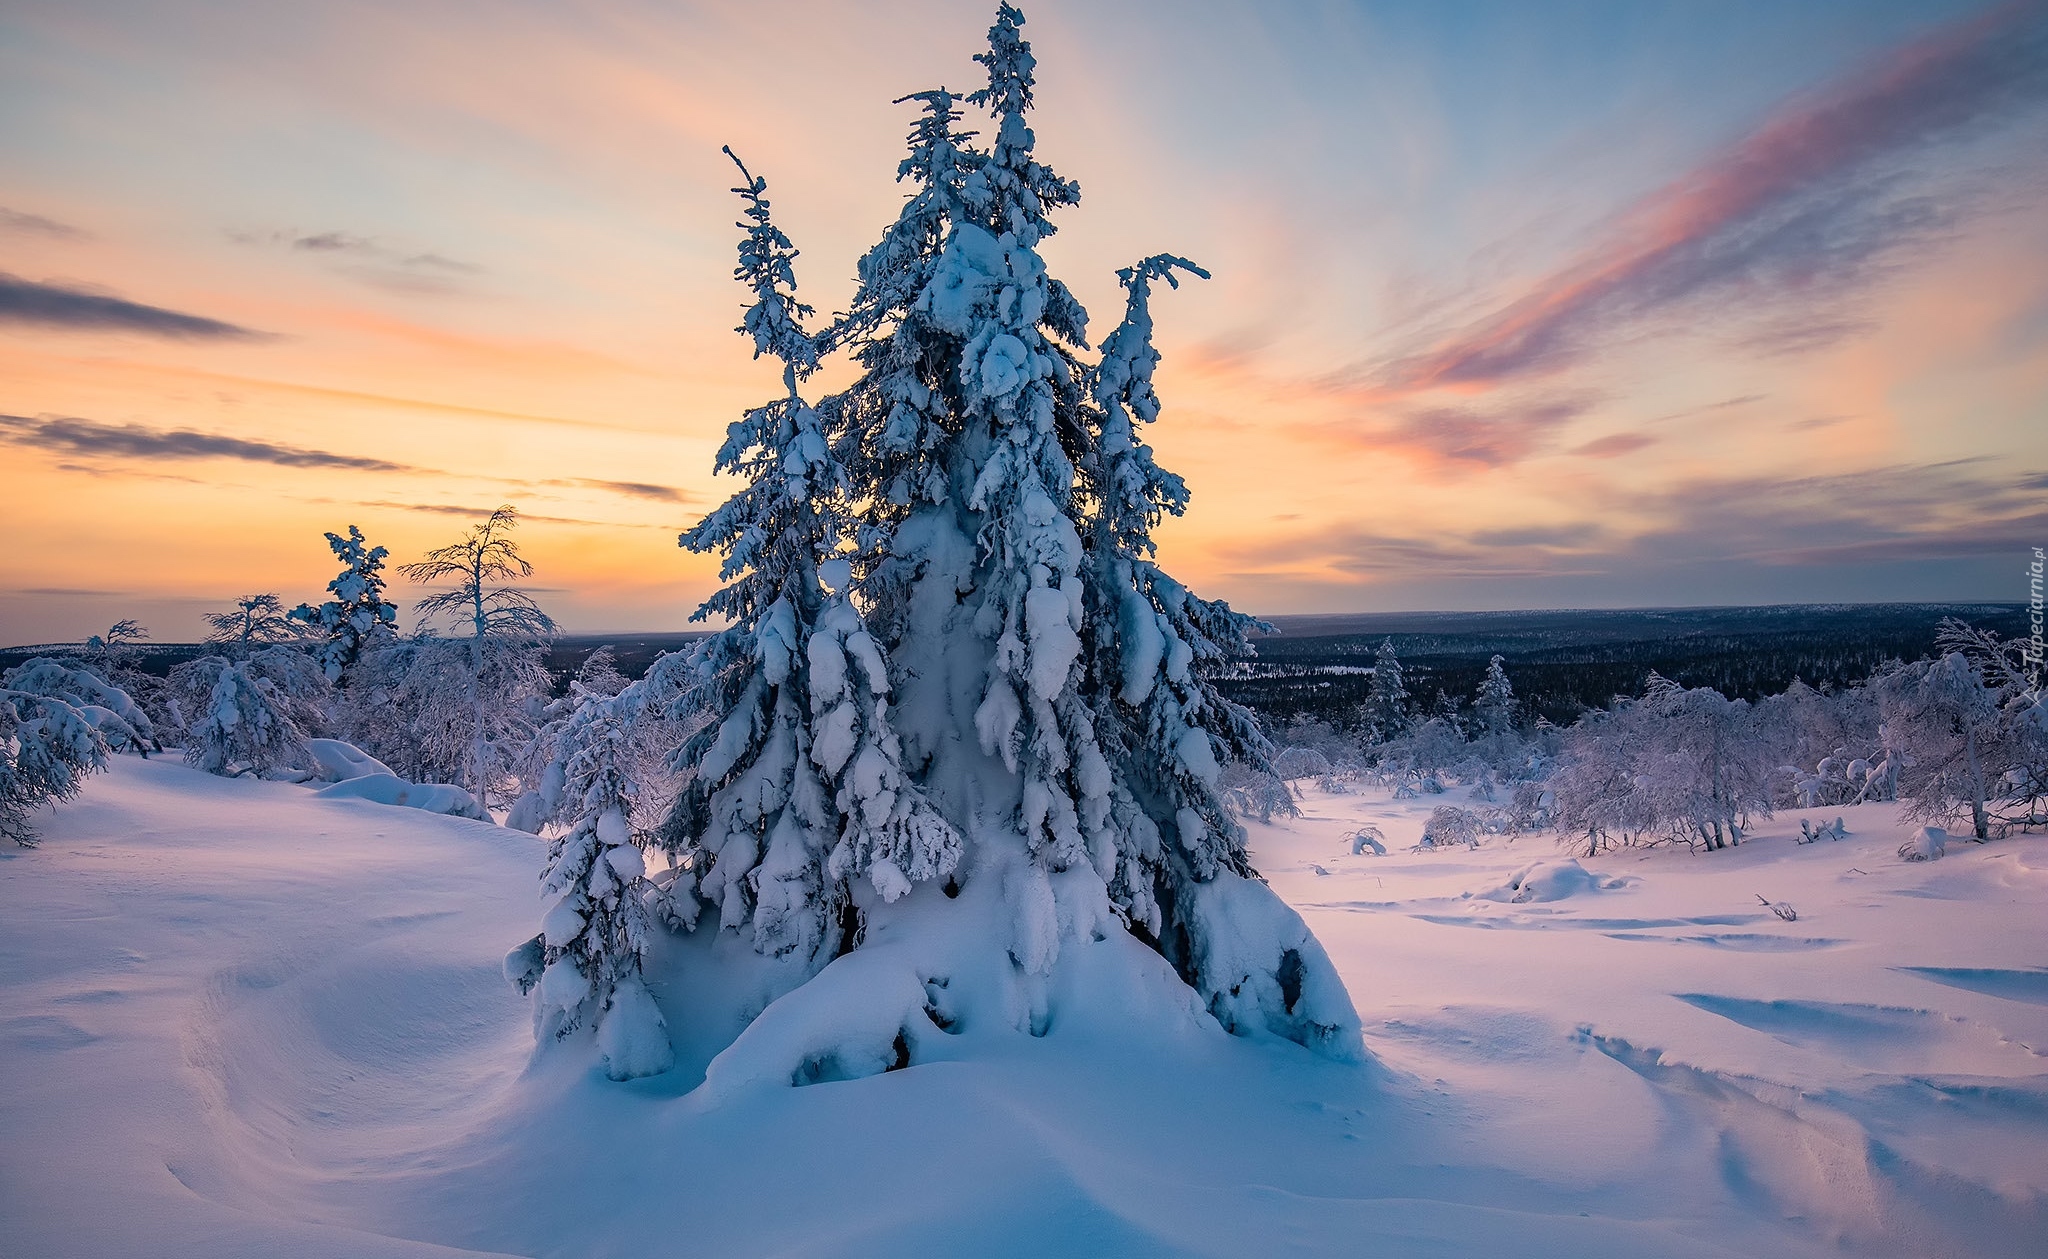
left=4, top=658, right=156, bottom=755
left=1271, top=746, right=1333, bottom=782
left=1549, top=673, right=1774, bottom=855
left=2, top=661, right=121, bottom=845
left=1219, top=762, right=1298, bottom=823
left=1346, top=824, right=1386, bottom=856
left=1417, top=805, right=1481, bottom=851
left=1871, top=621, right=2048, bottom=839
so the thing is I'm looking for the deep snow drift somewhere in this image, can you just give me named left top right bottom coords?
left=3, top=757, right=2045, bottom=1257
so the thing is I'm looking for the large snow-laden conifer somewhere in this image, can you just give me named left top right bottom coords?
left=655, top=5, right=1359, bottom=1091
left=665, top=151, right=959, bottom=968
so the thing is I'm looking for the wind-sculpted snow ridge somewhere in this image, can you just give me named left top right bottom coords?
left=5, top=756, right=2046, bottom=1257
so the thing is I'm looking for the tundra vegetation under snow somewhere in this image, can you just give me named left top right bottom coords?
left=3, top=6, right=2046, bottom=1257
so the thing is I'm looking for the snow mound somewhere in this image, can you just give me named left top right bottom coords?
left=1898, top=826, right=1947, bottom=862
left=597, top=973, right=675, bottom=1082
left=1478, top=859, right=1628, bottom=904
left=315, top=773, right=486, bottom=820
left=304, top=738, right=394, bottom=783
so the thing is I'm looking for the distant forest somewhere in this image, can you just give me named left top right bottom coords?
left=1212, top=603, right=2033, bottom=728
left=6, top=603, right=2029, bottom=732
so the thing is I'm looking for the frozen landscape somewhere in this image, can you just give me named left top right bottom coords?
left=6, top=3, right=2047, bottom=1256
left=3, top=755, right=2044, bottom=1258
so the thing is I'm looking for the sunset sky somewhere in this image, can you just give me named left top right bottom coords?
left=3, top=0, right=2045, bottom=645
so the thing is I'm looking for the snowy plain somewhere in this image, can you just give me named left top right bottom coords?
left=2, top=756, right=2044, bottom=1258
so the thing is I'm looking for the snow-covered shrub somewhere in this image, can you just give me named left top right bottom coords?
left=1549, top=674, right=1773, bottom=855
left=1479, top=859, right=1624, bottom=904
left=1796, top=816, right=1847, bottom=844
left=1272, top=746, right=1333, bottom=782
left=2, top=663, right=118, bottom=845
left=4, top=658, right=155, bottom=755
left=1417, top=805, right=1481, bottom=851
left=304, top=737, right=393, bottom=783
left=1220, top=762, right=1298, bottom=823
left=1872, top=621, right=2048, bottom=839
left=1347, top=824, right=1386, bottom=856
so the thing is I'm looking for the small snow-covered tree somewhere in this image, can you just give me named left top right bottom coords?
left=171, top=645, right=325, bottom=778
left=204, top=593, right=305, bottom=656
left=1362, top=638, right=1411, bottom=743
left=401, top=506, right=557, bottom=809
left=291, top=525, right=400, bottom=683
left=173, top=593, right=328, bottom=778
left=1548, top=674, right=1773, bottom=854
left=1474, top=656, right=1515, bottom=735
left=507, top=681, right=674, bottom=1080
left=2, top=660, right=125, bottom=844
left=1876, top=649, right=2002, bottom=840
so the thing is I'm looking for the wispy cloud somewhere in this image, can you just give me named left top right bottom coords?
left=357, top=500, right=641, bottom=528
left=539, top=477, right=692, bottom=503
left=231, top=227, right=483, bottom=294
left=1386, top=1, right=2048, bottom=390
left=1307, top=395, right=1595, bottom=472
left=0, top=206, right=87, bottom=240
left=0, top=273, right=260, bottom=338
left=1219, top=458, right=2047, bottom=586
left=0, top=413, right=411, bottom=472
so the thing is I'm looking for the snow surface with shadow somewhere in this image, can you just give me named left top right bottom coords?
left=2, top=758, right=2045, bottom=1257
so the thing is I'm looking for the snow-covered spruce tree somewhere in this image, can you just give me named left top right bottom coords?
left=506, top=678, right=674, bottom=1080
left=656, top=6, right=1357, bottom=1091
left=1474, top=655, right=1515, bottom=738
left=290, top=525, right=400, bottom=684
left=1080, top=255, right=1348, bottom=1045
left=1362, top=638, right=1410, bottom=744
left=663, top=151, right=959, bottom=971
left=2, top=658, right=155, bottom=756
left=401, top=506, right=557, bottom=810
left=2, top=661, right=124, bottom=845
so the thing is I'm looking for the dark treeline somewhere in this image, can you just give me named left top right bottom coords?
left=11, top=605, right=2027, bottom=720
left=1217, top=604, right=2032, bottom=727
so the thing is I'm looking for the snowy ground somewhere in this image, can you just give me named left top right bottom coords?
left=3, top=757, right=2045, bottom=1257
